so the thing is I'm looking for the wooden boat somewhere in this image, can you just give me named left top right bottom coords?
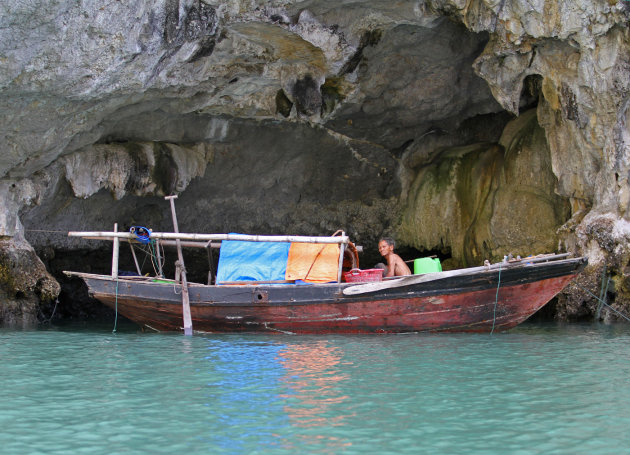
left=64, top=198, right=587, bottom=334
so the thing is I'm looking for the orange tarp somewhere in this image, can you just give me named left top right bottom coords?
left=285, top=243, right=340, bottom=283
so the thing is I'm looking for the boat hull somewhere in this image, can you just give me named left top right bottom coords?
left=72, top=257, right=587, bottom=333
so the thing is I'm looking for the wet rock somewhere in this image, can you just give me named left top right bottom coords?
left=63, top=142, right=210, bottom=200
left=275, top=89, right=293, bottom=117
left=292, top=74, right=322, bottom=117
left=0, top=233, right=60, bottom=328
left=399, top=109, right=568, bottom=266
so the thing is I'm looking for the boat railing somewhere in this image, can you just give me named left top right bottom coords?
left=68, top=229, right=353, bottom=285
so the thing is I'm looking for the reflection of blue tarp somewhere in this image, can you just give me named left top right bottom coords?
left=216, top=240, right=291, bottom=283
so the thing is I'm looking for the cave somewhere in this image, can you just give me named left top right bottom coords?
left=1, top=1, right=630, bottom=325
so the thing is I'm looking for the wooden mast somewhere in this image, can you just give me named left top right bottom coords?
left=165, top=195, right=193, bottom=336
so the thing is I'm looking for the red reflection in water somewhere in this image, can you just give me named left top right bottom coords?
left=276, top=341, right=355, bottom=429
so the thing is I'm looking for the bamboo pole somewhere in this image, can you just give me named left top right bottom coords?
left=155, top=239, right=164, bottom=278
left=161, top=240, right=221, bottom=249
left=69, top=231, right=350, bottom=244
left=165, top=195, right=193, bottom=336
left=111, top=223, right=119, bottom=279
left=72, top=236, right=222, bottom=249
left=337, top=232, right=346, bottom=283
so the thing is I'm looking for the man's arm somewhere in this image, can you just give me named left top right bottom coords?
left=392, top=254, right=411, bottom=276
left=385, top=255, right=396, bottom=277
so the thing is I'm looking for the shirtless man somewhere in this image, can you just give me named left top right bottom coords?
left=377, top=237, right=411, bottom=277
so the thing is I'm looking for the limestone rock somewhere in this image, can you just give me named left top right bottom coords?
left=399, top=109, right=569, bottom=266
left=64, top=142, right=211, bottom=200
left=0, top=231, right=60, bottom=327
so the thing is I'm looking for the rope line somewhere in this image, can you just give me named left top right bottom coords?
left=148, top=239, right=165, bottom=277
left=48, top=299, right=58, bottom=323
left=491, top=262, right=502, bottom=335
left=573, top=282, right=630, bottom=323
left=40, top=298, right=59, bottom=324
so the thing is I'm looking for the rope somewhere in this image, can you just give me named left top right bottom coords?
left=130, top=226, right=151, bottom=244
left=149, top=239, right=165, bottom=277
left=491, top=262, right=502, bottom=335
left=304, top=245, right=326, bottom=282
left=40, top=298, right=59, bottom=324
left=139, top=246, right=149, bottom=272
left=48, top=298, right=58, bottom=323
left=304, top=230, right=342, bottom=282
left=573, top=282, right=630, bottom=323
left=173, top=261, right=184, bottom=294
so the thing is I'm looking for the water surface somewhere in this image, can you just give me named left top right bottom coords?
left=1, top=322, right=629, bottom=454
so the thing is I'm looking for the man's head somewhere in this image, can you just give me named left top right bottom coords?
left=378, top=237, right=395, bottom=257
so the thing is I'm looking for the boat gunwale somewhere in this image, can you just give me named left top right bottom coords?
left=68, top=257, right=587, bottom=333
left=64, top=256, right=587, bottom=291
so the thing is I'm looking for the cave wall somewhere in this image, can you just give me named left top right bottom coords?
left=1, top=0, right=629, bottom=323
left=425, top=0, right=630, bottom=320
left=22, top=119, right=399, bottom=249
left=399, top=109, right=570, bottom=267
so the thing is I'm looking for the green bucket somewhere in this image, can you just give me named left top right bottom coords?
left=413, top=257, right=442, bottom=274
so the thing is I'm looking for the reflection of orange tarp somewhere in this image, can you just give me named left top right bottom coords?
left=276, top=342, right=353, bottom=430
left=286, top=243, right=340, bottom=283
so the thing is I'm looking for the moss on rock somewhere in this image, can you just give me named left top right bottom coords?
left=399, top=109, right=570, bottom=267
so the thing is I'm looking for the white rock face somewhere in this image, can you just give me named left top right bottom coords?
left=0, top=0, right=500, bottom=233
left=0, top=1, right=496, bottom=175
left=63, top=142, right=209, bottom=199
left=426, top=0, right=629, bottom=259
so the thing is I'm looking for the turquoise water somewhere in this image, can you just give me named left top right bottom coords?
left=1, top=322, right=629, bottom=455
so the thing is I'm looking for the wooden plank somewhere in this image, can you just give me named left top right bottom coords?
left=217, top=279, right=296, bottom=285
left=165, top=195, right=193, bottom=336
left=163, top=240, right=222, bottom=249
left=343, top=253, right=573, bottom=295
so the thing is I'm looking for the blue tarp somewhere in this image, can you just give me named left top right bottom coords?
left=216, top=240, right=291, bottom=283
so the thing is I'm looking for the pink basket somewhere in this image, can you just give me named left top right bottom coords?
left=343, top=268, right=383, bottom=283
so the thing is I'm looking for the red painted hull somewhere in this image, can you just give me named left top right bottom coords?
left=72, top=257, right=587, bottom=333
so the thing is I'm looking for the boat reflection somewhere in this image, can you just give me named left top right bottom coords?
left=200, top=337, right=355, bottom=452
left=276, top=340, right=355, bottom=428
